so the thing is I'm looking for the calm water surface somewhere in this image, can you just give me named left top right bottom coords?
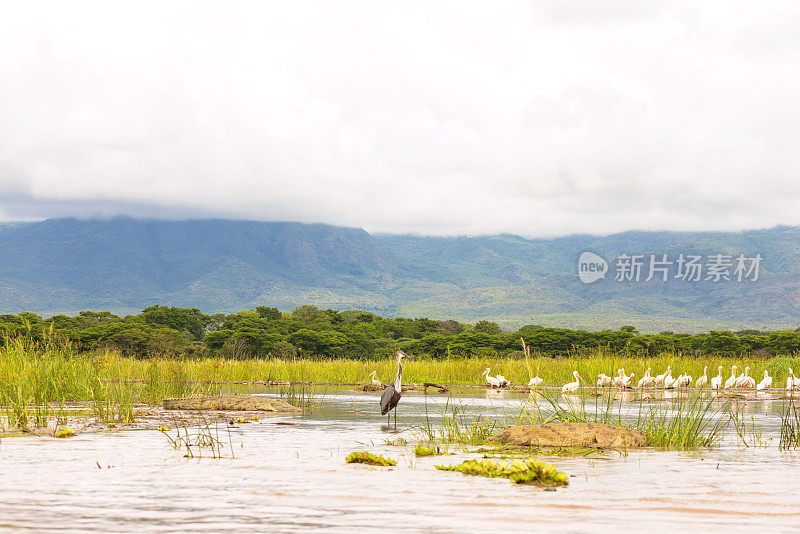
left=2, top=387, right=800, bottom=533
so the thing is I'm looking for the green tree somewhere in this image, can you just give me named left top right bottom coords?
left=140, top=306, right=207, bottom=341
left=255, top=306, right=282, bottom=321
left=474, top=320, right=502, bottom=335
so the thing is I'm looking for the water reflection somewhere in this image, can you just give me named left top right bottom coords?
left=485, top=388, right=506, bottom=400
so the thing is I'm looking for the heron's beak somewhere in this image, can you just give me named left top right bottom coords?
left=397, top=350, right=413, bottom=359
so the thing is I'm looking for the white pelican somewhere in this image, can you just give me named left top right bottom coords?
left=672, top=372, right=688, bottom=389
left=562, top=371, right=582, bottom=393
left=481, top=368, right=501, bottom=388
left=528, top=376, right=543, bottom=388
left=620, top=371, right=635, bottom=389
left=654, top=366, right=671, bottom=387
left=788, top=369, right=798, bottom=392
left=368, top=371, right=382, bottom=386
left=710, top=366, right=723, bottom=390
left=724, top=366, right=738, bottom=389
left=496, top=374, right=510, bottom=388
left=735, top=368, right=747, bottom=388
left=671, top=373, right=683, bottom=389
left=757, top=370, right=772, bottom=391
left=596, top=373, right=612, bottom=387
left=737, top=367, right=755, bottom=389
left=637, top=368, right=654, bottom=388
left=681, top=373, right=693, bottom=388
left=612, top=369, right=625, bottom=387
left=664, top=370, right=676, bottom=389
left=695, top=366, right=708, bottom=388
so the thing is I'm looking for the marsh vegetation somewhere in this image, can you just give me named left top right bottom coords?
left=1, top=331, right=798, bottom=455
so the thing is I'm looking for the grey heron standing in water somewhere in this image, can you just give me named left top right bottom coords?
left=380, top=350, right=412, bottom=430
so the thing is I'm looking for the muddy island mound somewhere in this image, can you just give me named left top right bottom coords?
left=491, top=422, right=646, bottom=449
left=163, top=394, right=302, bottom=413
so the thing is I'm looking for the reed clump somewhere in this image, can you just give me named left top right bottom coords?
left=538, top=391, right=727, bottom=450
left=633, top=397, right=727, bottom=449
left=278, top=383, right=318, bottom=412
left=779, top=396, right=800, bottom=450
left=417, top=390, right=727, bottom=450
left=417, top=395, right=503, bottom=446
left=0, top=339, right=224, bottom=431
left=160, top=414, right=234, bottom=459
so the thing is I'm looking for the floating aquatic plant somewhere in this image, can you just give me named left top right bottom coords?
left=436, top=459, right=568, bottom=487
left=345, top=451, right=397, bottom=466
left=413, top=443, right=449, bottom=456
left=414, top=444, right=436, bottom=456
left=55, top=427, right=75, bottom=438
left=157, top=426, right=170, bottom=432
left=235, top=417, right=249, bottom=424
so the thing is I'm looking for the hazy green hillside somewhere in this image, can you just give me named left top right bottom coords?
left=0, top=218, right=797, bottom=332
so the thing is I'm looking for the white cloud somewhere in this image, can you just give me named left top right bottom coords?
left=1, top=1, right=800, bottom=237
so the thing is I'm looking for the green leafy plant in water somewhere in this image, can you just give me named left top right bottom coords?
left=414, top=444, right=435, bottom=456
left=436, top=458, right=568, bottom=487
left=55, top=427, right=75, bottom=438
left=345, top=451, right=397, bottom=466
left=414, top=443, right=449, bottom=456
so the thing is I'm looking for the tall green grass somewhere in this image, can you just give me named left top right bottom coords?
left=634, top=396, right=727, bottom=449
left=0, top=339, right=219, bottom=430
left=417, top=395, right=503, bottom=445
left=779, top=397, right=800, bottom=450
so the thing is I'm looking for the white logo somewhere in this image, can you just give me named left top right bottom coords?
left=578, top=251, right=608, bottom=284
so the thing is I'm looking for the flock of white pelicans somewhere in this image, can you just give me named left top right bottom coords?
left=481, top=365, right=800, bottom=394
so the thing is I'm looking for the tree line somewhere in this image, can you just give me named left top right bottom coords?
left=1, top=305, right=798, bottom=359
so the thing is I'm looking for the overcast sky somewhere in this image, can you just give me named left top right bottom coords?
left=2, top=1, right=800, bottom=237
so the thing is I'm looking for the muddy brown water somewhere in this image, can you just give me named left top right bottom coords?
left=2, top=387, right=800, bottom=532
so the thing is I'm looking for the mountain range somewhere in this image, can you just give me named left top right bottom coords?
left=0, top=217, right=798, bottom=332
